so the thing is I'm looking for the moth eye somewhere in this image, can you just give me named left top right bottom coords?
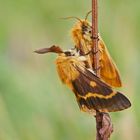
left=89, top=30, right=92, bottom=33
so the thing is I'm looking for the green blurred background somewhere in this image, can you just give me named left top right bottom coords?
left=0, top=0, right=140, bottom=140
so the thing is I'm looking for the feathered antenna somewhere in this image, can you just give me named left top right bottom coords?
left=34, top=45, right=63, bottom=54
left=85, top=10, right=92, bottom=21
left=60, top=16, right=82, bottom=23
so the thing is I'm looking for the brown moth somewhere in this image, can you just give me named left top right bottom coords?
left=35, top=46, right=131, bottom=113
left=68, top=13, right=122, bottom=87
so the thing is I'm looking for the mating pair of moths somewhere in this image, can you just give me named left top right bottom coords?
left=35, top=15, right=131, bottom=114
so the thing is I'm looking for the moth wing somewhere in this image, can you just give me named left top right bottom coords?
left=98, top=37, right=122, bottom=87
left=72, top=66, right=131, bottom=113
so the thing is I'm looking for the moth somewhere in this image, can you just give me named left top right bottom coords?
left=66, top=12, right=122, bottom=87
left=35, top=46, right=131, bottom=113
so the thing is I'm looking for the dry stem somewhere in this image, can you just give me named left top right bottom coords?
left=92, top=0, right=113, bottom=140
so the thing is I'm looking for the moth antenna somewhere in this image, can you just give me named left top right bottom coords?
left=60, top=17, right=82, bottom=23
left=85, top=10, right=92, bottom=21
left=34, top=45, right=63, bottom=54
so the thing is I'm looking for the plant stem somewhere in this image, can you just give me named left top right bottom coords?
left=92, top=1, right=112, bottom=140
left=92, top=0, right=100, bottom=77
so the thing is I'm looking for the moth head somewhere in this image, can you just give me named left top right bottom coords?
left=69, top=11, right=92, bottom=44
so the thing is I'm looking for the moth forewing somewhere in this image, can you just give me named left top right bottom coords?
left=99, top=37, right=122, bottom=87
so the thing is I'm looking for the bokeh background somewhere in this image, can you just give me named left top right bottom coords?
left=0, top=0, right=140, bottom=140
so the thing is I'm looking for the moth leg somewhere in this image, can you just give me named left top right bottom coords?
left=91, top=35, right=99, bottom=41
left=79, top=49, right=92, bottom=56
left=81, top=49, right=99, bottom=56
left=79, top=45, right=100, bottom=56
left=83, top=50, right=92, bottom=56
left=93, top=66, right=101, bottom=73
left=93, top=49, right=100, bottom=55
